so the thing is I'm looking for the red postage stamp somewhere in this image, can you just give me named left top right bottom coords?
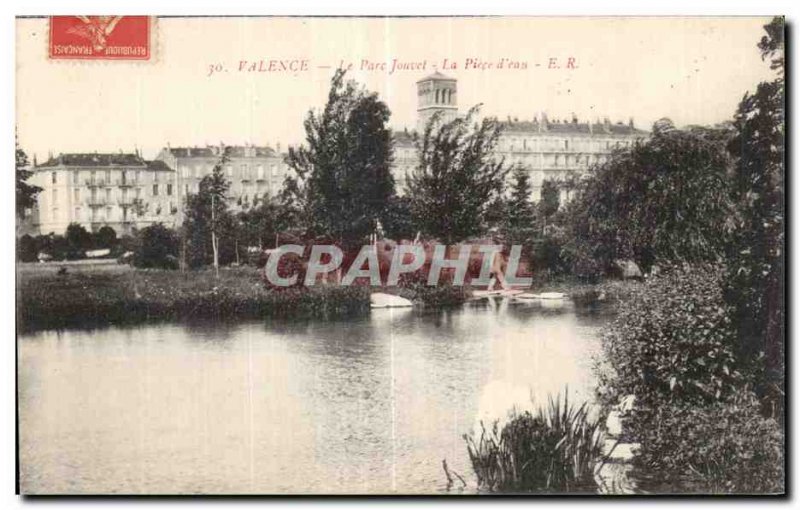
left=49, top=16, right=151, bottom=60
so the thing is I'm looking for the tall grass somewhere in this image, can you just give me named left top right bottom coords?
left=464, top=392, right=604, bottom=493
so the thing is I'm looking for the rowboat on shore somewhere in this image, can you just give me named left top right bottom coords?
left=515, top=292, right=567, bottom=301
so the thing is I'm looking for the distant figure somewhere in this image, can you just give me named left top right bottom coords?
left=57, top=266, right=68, bottom=276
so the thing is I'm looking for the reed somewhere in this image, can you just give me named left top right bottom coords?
left=464, top=392, right=605, bottom=493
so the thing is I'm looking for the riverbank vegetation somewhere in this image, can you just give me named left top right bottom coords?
left=16, top=18, right=784, bottom=495
left=464, top=393, right=604, bottom=493
left=460, top=18, right=784, bottom=494
left=17, top=267, right=369, bottom=332
left=584, top=19, right=784, bottom=494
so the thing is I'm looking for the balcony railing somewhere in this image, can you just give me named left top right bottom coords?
left=87, top=198, right=109, bottom=208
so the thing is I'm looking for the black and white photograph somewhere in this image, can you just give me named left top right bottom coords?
left=13, top=12, right=787, bottom=496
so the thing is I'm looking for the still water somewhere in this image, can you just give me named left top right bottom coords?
left=18, top=299, right=611, bottom=494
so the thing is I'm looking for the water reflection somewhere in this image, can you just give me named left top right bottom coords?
left=18, top=300, right=610, bottom=494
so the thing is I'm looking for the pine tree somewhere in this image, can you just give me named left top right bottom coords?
left=504, top=167, right=537, bottom=245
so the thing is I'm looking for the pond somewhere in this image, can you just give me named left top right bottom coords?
left=18, top=299, right=612, bottom=494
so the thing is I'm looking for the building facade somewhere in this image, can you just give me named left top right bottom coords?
left=30, top=153, right=177, bottom=235
left=394, top=72, right=649, bottom=201
left=29, top=73, right=646, bottom=236
left=153, top=144, right=292, bottom=225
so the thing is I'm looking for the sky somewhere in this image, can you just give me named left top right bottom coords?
left=16, top=16, right=778, bottom=161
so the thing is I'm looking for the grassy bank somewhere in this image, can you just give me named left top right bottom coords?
left=17, top=266, right=370, bottom=332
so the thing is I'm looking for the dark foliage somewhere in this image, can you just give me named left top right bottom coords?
left=724, top=16, right=785, bottom=415
left=285, top=70, right=396, bottom=248
left=564, top=128, right=734, bottom=278
left=16, top=141, right=41, bottom=217
left=18, top=268, right=370, bottom=332
left=634, top=391, right=784, bottom=494
left=464, top=393, right=603, bottom=493
left=406, top=105, right=509, bottom=243
left=133, top=223, right=180, bottom=269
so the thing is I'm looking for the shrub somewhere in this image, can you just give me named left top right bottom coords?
left=598, top=265, right=743, bottom=410
left=464, top=393, right=604, bottom=493
left=633, top=390, right=784, bottom=494
left=133, top=223, right=180, bottom=269
left=65, top=222, right=92, bottom=259
left=17, top=234, right=38, bottom=262
left=95, top=225, right=117, bottom=248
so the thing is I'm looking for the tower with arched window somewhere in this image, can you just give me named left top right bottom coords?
left=416, top=71, right=458, bottom=132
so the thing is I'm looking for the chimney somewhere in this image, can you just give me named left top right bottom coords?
left=603, top=117, right=611, bottom=133
left=629, top=117, right=635, bottom=128
left=540, top=112, right=549, bottom=131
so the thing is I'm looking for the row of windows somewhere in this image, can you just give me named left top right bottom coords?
left=68, top=202, right=178, bottom=222
left=59, top=184, right=174, bottom=204
left=501, top=138, right=634, bottom=152
left=50, top=169, right=168, bottom=186
left=179, top=163, right=284, bottom=180
left=502, top=153, right=610, bottom=168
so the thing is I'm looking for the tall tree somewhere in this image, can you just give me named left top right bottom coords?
left=724, top=16, right=785, bottom=414
left=406, top=105, right=508, bottom=243
left=16, top=140, right=41, bottom=218
left=182, top=148, right=234, bottom=271
left=285, top=70, right=396, bottom=248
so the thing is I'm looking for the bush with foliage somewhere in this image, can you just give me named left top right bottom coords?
left=599, top=265, right=742, bottom=409
left=133, top=223, right=180, bottom=269
left=17, top=234, right=38, bottom=262
left=599, top=264, right=784, bottom=493
left=633, top=390, right=783, bottom=494
left=65, top=223, right=93, bottom=259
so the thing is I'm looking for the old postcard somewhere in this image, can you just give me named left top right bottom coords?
left=15, top=15, right=785, bottom=495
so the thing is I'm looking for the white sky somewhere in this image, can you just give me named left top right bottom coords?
left=16, top=16, right=777, bottom=161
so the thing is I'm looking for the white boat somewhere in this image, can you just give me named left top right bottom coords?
left=370, top=292, right=414, bottom=309
left=516, top=292, right=567, bottom=300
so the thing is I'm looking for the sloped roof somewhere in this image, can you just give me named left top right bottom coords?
left=146, top=160, right=174, bottom=172
left=416, top=71, right=456, bottom=83
left=37, top=153, right=148, bottom=168
left=166, top=145, right=278, bottom=158
left=500, top=119, right=648, bottom=136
